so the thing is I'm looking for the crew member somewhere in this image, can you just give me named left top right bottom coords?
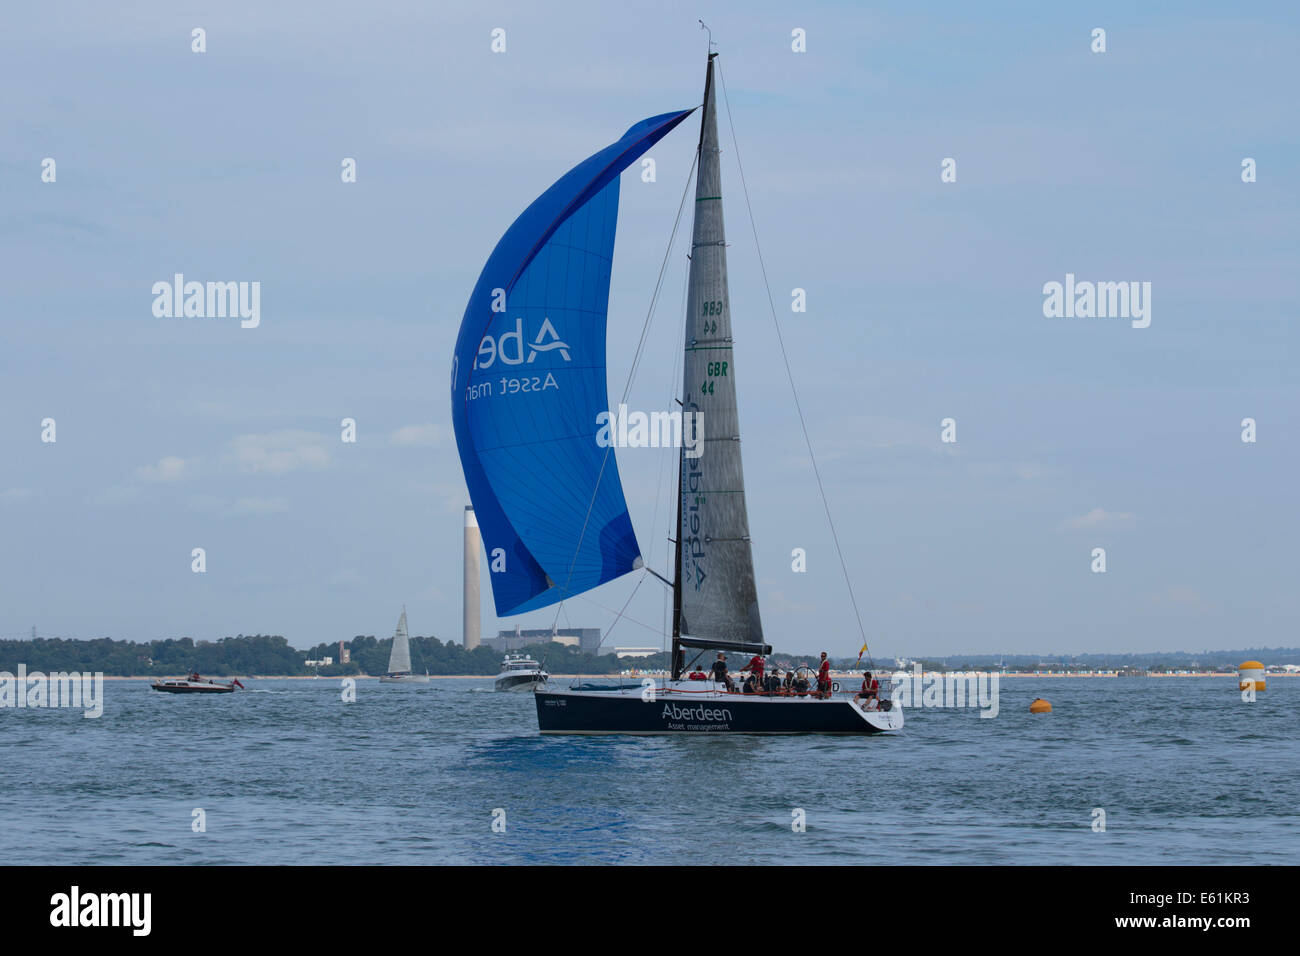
left=710, top=652, right=734, bottom=692
left=765, top=669, right=781, bottom=694
left=816, top=652, right=832, bottom=698
left=856, top=671, right=879, bottom=706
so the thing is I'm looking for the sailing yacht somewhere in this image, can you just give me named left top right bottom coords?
left=451, top=48, right=899, bottom=735
left=379, top=607, right=429, bottom=683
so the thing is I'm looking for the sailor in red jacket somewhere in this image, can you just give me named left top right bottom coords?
left=856, top=671, right=879, bottom=706
left=816, top=652, right=832, bottom=698
left=741, top=654, right=765, bottom=682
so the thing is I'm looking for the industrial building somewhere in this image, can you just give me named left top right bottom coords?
left=486, top=626, right=602, bottom=654
left=464, top=505, right=661, bottom=660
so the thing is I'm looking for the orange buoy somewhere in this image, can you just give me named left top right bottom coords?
left=1238, top=661, right=1266, bottom=692
left=1029, top=698, right=1052, bottom=714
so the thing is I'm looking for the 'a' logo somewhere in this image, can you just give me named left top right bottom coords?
left=528, top=318, right=570, bottom=362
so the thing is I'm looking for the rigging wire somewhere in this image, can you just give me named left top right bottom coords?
left=645, top=207, right=695, bottom=650
left=621, top=150, right=701, bottom=409
left=550, top=145, right=701, bottom=639
left=665, top=247, right=692, bottom=642
left=591, top=573, right=646, bottom=650
left=576, top=589, right=667, bottom=641
left=715, top=58, right=875, bottom=671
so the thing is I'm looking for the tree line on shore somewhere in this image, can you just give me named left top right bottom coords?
left=6, top=635, right=1290, bottom=677
left=0, top=634, right=843, bottom=677
left=0, top=634, right=652, bottom=676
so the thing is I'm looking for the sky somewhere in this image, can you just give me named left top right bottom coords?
left=1, top=1, right=1296, bottom=658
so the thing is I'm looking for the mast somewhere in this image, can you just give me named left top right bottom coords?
left=670, top=52, right=716, bottom=682
left=671, top=50, right=771, bottom=671
left=670, top=439, right=684, bottom=679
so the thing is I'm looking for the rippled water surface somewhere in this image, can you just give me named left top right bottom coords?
left=2, top=677, right=1296, bottom=864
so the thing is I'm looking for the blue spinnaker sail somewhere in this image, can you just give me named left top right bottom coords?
left=452, top=108, right=693, bottom=616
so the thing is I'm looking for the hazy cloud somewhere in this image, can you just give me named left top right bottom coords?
left=390, top=424, right=442, bottom=446
left=134, top=456, right=194, bottom=482
left=1061, top=508, right=1136, bottom=531
left=967, top=460, right=1050, bottom=481
left=230, top=497, right=290, bottom=516
left=426, top=481, right=472, bottom=515
left=1150, top=587, right=1207, bottom=610
left=329, top=569, right=365, bottom=589
left=229, top=431, right=331, bottom=475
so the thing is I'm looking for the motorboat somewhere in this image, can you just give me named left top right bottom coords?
left=494, top=654, right=549, bottom=692
left=151, top=674, right=244, bottom=694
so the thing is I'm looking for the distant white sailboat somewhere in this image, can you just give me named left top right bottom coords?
left=379, top=607, right=429, bottom=683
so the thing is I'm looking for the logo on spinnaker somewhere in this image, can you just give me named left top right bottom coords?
left=474, top=318, right=571, bottom=369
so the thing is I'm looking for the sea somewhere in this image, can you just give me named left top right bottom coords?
left=2, top=676, right=1296, bottom=865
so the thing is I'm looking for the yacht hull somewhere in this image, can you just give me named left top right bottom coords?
left=379, top=673, right=430, bottom=684
left=534, top=683, right=902, bottom=735
left=496, top=672, right=548, bottom=692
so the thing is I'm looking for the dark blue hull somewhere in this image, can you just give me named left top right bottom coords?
left=534, top=685, right=901, bottom=735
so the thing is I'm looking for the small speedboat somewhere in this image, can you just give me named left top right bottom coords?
left=151, top=674, right=244, bottom=694
left=494, top=654, right=549, bottom=692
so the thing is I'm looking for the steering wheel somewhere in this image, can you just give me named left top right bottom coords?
left=793, top=665, right=818, bottom=693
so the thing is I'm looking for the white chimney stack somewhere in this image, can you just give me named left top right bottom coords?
left=463, top=505, right=481, bottom=650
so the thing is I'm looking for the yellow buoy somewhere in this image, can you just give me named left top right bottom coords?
left=1029, top=698, right=1052, bottom=713
left=1238, top=660, right=1266, bottom=692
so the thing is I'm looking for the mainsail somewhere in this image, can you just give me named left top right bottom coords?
left=388, top=608, right=412, bottom=674
left=676, top=55, right=764, bottom=646
left=452, top=108, right=693, bottom=617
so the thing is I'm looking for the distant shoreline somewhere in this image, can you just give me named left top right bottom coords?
left=92, top=671, right=1293, bottom=680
